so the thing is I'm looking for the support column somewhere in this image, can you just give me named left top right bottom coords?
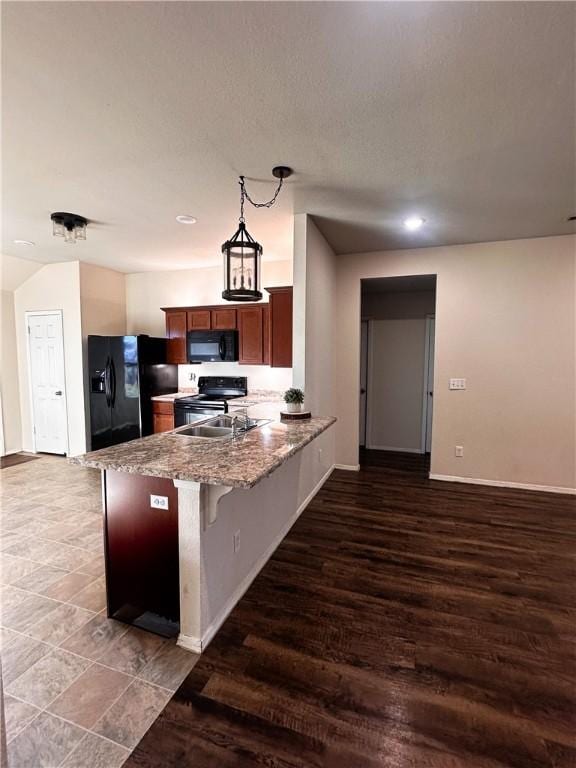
left=173, top=480, right=232, bottom=653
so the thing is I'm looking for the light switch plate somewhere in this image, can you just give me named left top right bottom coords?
left=449, top=378, right=466, bottom=390
left=150, top=494, right=169, bottom=510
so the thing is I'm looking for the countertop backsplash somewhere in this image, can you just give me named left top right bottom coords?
left=178, top=363, right=292, bottom=392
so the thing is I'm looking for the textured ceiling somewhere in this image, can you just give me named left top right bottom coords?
left=2, top=2, right=575, bottom=273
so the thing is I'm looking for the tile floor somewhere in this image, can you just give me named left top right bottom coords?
left=1, top=455, right=199, bottom=767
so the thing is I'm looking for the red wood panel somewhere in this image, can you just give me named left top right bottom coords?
left=104, top=471, right=179, bottom=628
left=187, top=310, right=211, bottom=330
left=165, top=310, right=187, bottom=364
left=267, top=287, right=293, bottom=368
left=238, top=306, right=264, bottom=365
left=211, top=308, right=237, bottom=330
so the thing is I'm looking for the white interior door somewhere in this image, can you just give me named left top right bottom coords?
left=359, top=321, right=368, bottom=446
left=27, top=312, right=68, bottom=454
left=424, top=317, right=435, bottom=453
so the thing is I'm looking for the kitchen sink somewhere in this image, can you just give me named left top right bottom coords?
left=175, top=424, right=233, bottom=439
left=172, top=415, right=271, bottom=440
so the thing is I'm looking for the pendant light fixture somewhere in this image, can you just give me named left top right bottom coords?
left=222, top=166, right=292, bottom=302
left=51, top=212, right=88, bottom=244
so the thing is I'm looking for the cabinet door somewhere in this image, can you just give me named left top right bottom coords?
left=262, top=304, right=270, bottom=366
left=152, top=402, right=174, bottom=433
left=187, top=310, right=211, bottom=330
left=212, top=308, right=237, bottom=329
left=238, top=306, right=264, bottom=365
left=104, top=470, right=180, bottom=633
left=165, top=311, right=187, bottom=364
left=153, top=413, right=174, bottom=433
left=267, top=287, right=293, bottom=368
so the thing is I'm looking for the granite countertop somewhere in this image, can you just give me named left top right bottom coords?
left=71, top=415, right=336, bottom=488
left=150, top=390, right=284, bottom=404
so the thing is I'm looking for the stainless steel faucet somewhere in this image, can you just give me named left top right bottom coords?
left=231, top=408, right=250, bottom=437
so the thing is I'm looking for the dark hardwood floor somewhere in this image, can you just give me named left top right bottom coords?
left=0, top=452, right=41, bottom=469
left=128, top=451, right=576, bottom=768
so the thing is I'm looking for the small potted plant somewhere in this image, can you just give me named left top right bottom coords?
left=283, top=387, right=305, bottom=413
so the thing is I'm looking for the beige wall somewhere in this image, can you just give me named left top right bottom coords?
left=362, top=289, right=436, bottom=320
left=15, top=261, right=86, bottom=456
left=126, top=259, right=293, bottom=391
left=1, top=291, right=23, bottom=454
left=335, top=235, right=576, bottom=490
left=293, top=215, right=337, bottom=417
left=126, top=260, right=293, bottom=337
left=79, top=262, right=126, bottom=337
left=80, top=262, right=127, bottom=442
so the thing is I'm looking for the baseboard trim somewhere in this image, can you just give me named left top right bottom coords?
left=178, top=463, right=336, bottom=654
left=1, top=449, right=21, bottom=457
left=335, top=464, right=360, bottom=471
left=367, top=445, right=424, bottom=454
left=429, top=473, right=576, bottom=496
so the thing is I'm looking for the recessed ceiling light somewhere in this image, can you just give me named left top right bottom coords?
left=176, top=215, right=197, bottom=225
left=14, top=239, right=35, bottom=246
left=403, top=216, right=426, bottom=231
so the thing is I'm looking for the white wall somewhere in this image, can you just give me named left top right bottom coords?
left=126, top=259, right=293, bottom=391
left=293, top=215, right=337, bottom=417
left=178, top=363, right=291, bottom=392
left=1, top=291, right=23, bottom=454
left=200, top=423, right=335, bottom=642
left=335, top=234, right=576, bottom=490
left=15, top=261, right=86, bottom=456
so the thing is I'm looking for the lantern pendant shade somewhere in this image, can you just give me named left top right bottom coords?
left=222, top=221, right=262, bottom=302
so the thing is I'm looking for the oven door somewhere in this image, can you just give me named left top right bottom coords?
left=174, top=404, right=226, bottom=427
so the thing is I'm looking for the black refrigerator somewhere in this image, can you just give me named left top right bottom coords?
left=88, top=335, right=178, bottom=451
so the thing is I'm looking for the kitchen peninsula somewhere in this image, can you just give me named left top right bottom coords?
left=72, top=410, right=335, bottom=653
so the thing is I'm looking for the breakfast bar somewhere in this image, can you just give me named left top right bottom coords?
left=72, top=412, right=336, bottom=653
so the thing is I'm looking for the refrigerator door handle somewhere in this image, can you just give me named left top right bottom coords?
left=104, top=357, right=111, bottom=407
left=110, top=358, right=117, bottom=406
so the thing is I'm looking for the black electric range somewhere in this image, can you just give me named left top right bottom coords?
left=173, top=376, right=247, bottom=427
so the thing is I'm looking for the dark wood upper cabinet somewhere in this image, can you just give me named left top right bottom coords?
left=187, top=310, right=211, bottom=330
left=238, top=306, right=264, bottom=365
left=162, top=289, right=292, bottom=367
left=266, top=287, right=293, bottom=368
left=165, top=310, right=187, bottom=364
left=211, top=308, right=237, bottom=330
left=262, top=304, right=270, bottom=366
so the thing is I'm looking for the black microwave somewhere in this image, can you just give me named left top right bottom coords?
left=187, top=330, right=239, bottom=363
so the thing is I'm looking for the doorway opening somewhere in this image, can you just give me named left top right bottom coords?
left=26, top=310, right=69, bottom=455
left=359, top=275, right=436, bottom=471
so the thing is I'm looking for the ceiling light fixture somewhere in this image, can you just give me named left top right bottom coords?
left=13, top=239, right=35, bottom=246
left=222, top=166, right=292, bottom=302
left=51, top=212, right=88, bottom=244
left=403, top=216, right=426, bottom=231
left=176, top=215, right=197, bottom=224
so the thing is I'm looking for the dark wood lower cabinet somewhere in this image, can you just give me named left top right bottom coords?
left=104, top=470, right=180, bottom=637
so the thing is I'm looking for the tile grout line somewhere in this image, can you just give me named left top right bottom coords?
left=1, top=624, right=176, bottom=695
left=6, top=688, right=133, bottom=762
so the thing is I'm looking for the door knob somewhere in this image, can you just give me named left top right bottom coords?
left=54, top=390, right=63, bottom=396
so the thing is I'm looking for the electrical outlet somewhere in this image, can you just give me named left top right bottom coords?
left=233, top=530, right=241, bottom=553
left=189, top=372, right=197, bottom=382
left=449, top=378, right=466, bottom=390
left=455, top=446, right=464, bottom=457
left=150, top=494, right=169, bottom=510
